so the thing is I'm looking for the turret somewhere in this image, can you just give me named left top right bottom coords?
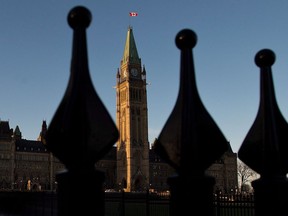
left=37, top=120, right=47, bottom=142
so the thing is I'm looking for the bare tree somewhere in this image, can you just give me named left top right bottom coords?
left=237, top=159, right=258, bottom=193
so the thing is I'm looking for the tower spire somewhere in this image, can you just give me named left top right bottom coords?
left=122, top=26, right=140, bottom=65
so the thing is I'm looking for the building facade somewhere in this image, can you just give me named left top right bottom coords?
left=0, top=120, right=237, bottom=193
left=0, top=121, right=64, bottom=191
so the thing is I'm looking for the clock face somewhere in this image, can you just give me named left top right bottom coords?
left=131, top=68, right=138, bottom=76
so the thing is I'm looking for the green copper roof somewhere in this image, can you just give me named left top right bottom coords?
left=14, top=125, right=21, bottom=136
left=122, top=26, right=140, bottom=64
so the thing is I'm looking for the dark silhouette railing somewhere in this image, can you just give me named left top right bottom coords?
left=1, top=4, right=287, bottom=216
left=0, top=191, right=256, bottom=216
left=238, top=49, right=288, bottom=216
left=45, top=6, right=119, bottom=216
left=154, top=29, right=229, bottom=216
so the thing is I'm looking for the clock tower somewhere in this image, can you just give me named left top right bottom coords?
left=116, top=26, right=149, bottom=192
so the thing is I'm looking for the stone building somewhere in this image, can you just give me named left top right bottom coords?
left=0, top=120, right=64, bottom=191
left=0, top=120, right=237, bottom=193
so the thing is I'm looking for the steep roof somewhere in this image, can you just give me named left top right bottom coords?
left=14, top=125, right=22, bottom=138
left=0, top=121, right=12, bottom=140
left=122, top=26, right=140, bottom=65
left=15, top=139, right=48, bottom=153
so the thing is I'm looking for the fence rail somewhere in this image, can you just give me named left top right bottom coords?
left=0, top=191, right=255, bottom=216
left=214, top=193, right=254, bottom=216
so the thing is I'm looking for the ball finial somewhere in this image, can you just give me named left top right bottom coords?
left=175, top=29, right=197, bottom=50
left=255, top=49, right=276, bottom=67
left=68, top=6, right=92, bottom=29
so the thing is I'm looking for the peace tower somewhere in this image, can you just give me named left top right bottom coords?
left=116, top=26, right=149, bottom=192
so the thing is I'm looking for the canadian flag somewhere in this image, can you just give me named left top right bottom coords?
left=129, top=12, right=138, bottom=17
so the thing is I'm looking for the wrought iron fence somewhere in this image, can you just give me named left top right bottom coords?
left=0, top=191, right=256, bottom=216
left=214, top=193, right=254, bottom=216
left=0, top=191, right=57, bottom=216
left=1, top=4, right=287, bottom=216
left=105, top=192, right=255, bottom=216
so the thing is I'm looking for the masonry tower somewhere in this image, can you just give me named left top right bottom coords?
left=116, top=26, right=149, bottom=192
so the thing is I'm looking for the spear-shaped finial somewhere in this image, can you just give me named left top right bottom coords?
left=154, top=28, right=229, bottom=216
left=238, top=49, right=288, bottom=216
left=238, top=49, right=288, bottom=178
left=154, top=29, right=228, bottom=176
left=46, top=5, right=119, bottom=171
left=45, top=6, right=119, bottom=215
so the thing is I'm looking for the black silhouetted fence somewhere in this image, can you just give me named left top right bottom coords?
left=0, top=191, right=256, bottom=216
left=105, top=192, right=255, bottom=216
left=45, top=6, right=119, bottom=216
left=1, top=4, right=287, bottom=216
left=0, top=191, right=57, bottom=216
left=214, top=193, right=254, bottom=216
left=46, top=5, right=288, bottom=216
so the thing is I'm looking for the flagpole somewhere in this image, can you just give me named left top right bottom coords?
left=128, top=11, right=138, bottom=28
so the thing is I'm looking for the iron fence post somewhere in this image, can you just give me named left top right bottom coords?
left=45, top=6, right=119, bottom=215
left=238, top=49, right=288, bottom=216
left=154, top=29, right=229, bottom=216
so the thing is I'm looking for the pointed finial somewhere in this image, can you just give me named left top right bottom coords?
left=46, top=5, right=119, bottom=171
left=116, top=68, right=120, bottom=77
left=238, top=48, right=288, bottom=177
left=154, top=28, right=228, bottom=176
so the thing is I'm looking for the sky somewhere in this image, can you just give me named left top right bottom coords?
left=1, top=1, right=288, bottom=154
